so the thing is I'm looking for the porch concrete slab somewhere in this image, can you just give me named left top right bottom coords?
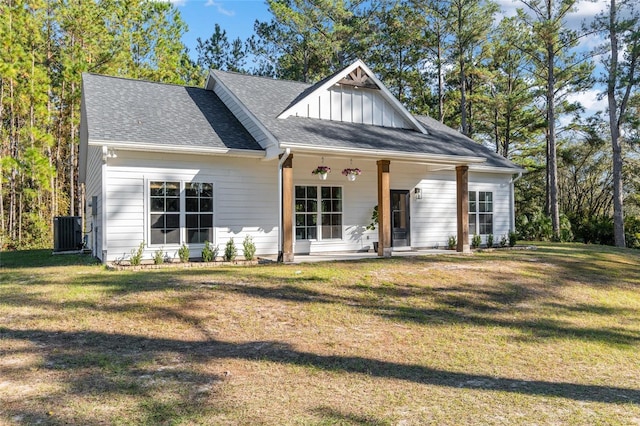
left=260, top=248, right=459, bottom=264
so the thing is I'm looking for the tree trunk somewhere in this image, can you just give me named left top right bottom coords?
left=608, top=0, right=626, bottom=247
left=437, top=25, right=444, bottom=122
left=547, top=28, right=560, bottom=239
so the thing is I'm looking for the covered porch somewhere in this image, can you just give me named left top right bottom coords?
left=278, top=153, right=477, bottom=263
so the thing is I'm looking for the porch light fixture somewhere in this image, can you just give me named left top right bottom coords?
left=102, top=146, right=117, bottom=161
left=414, top=187, right=422, bottom=200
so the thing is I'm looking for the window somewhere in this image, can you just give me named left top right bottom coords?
left=149, top=180, right=214, bottom=245
left=469, top=191, right=493, bottom=235
left=150, top=181, right=180, bottom=245
left=186, top=183, right=213, bottom=244
left=295, top=185, right=342, bottom=240
left=295, top=186, right=317, bottom=240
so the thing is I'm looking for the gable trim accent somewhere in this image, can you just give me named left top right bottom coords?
left=277, top=59, right=428, bottom=135
left=205, top=71, right=281, bottom=158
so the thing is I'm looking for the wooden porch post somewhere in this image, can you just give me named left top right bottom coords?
left=282, top=154, right=294, bottom=262
left=377, top=160, right=391, bottom=257
left=456, top=165, right=470, bottom=253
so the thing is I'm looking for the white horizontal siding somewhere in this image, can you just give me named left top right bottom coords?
left=100, top=150, right=513, bottom=261
left=103, top=152, right=279, bottom=262
left=85, top=145, right=104, bottom=259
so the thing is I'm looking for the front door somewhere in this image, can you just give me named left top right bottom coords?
left=391, top=190, right=410, bottom=247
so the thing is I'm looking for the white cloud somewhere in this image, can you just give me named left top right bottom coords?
left=566, top=88, right=607, bottom=116
left=205, top=0, right=235, bottom=16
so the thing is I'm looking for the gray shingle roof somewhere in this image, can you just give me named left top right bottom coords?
left=82, top=73, right=261, bottom=151
left=211, top=70, right=520, bottom=170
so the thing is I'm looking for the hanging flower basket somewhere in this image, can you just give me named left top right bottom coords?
left=342, top=168, right=362, bottom=181
left=312, top=166, right=331, bottom=180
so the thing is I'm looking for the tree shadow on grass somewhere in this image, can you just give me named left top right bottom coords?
left=213, top=280, right=640, bottom=346
left=1, top=327, right=638, bottom=409
left=312, top=406, right=389, bottom=425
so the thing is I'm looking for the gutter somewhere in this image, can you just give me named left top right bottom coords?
left=89, top=140, right=265, bottom=158
left=280, top=142, right=486, bottom=165
left=277, top=148, right=291, bottom=263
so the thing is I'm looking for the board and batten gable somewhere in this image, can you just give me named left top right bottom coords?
left=289, top=84, right=413, bottom=129
left=100, top=150, right=279, bottom=262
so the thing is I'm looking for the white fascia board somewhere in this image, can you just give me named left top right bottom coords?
left=207, top=70, right=280, bottom=152
left=277, top=59, right=428, bottom=135
left=281, top=142, right=486, bottom=165
left=88, top=139, right=266, bottom=158
left=469, top=164, right=527, bottom=174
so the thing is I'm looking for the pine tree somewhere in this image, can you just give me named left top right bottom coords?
left=516, top=0, right=594, bottom=239
left=592, top=0, right=640, bottom=247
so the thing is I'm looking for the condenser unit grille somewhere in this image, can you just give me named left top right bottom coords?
left=54, top=216, right=82, bottom=252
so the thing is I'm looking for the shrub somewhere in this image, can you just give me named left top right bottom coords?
left=178, top=244, right=190, bottom=263
left=626, top=216, right=640, bottom=249
left=224, top=238, right=237, bottom=262
left=508, top=231, right=518, bottom=247
left=153, top=249, right=165, bottom=265
left=242, top=235, right=256, bottom=261
left=447, top=235, right=457, bottom=250
left=130, top=242, right=144, bottom=266
left=366, top=205, right=378, bottom=231
left=500, top=234, right=508, bottom=248
left=486, top=234, right=494, bottom=248
left=202, top=240, right=218, bottom=262
left=471, top=234, right=481, bottom=249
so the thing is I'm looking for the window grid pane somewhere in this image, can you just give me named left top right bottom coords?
left=320, top=186, right=342, bottom=240
left=295, top=185, right=342, bottom=240
left=469, top=191, right=493, bottom=236
left=295, top=186, right=318, bottom=240
left=150, top=181, right=214, bottom=245
left=186, top=182, right=214, bottom=244
left=150, top=181, right=181, bottom=245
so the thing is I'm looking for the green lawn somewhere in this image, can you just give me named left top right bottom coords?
left=1, top=243, right=639, bottom=425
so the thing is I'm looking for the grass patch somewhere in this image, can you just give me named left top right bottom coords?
left=1, top=243, right=639, bottom=424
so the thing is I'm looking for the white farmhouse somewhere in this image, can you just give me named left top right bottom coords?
left=79, top=60, right=523, bottom=263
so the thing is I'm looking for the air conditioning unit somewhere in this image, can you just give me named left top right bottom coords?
left=53, top=216, right=83, bottom=252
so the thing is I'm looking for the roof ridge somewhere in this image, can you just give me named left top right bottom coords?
left=82, top=72, right=204, bottom=90
left=211, top=69, right=312, bottom=87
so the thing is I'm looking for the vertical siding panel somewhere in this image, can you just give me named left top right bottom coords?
left=352, top=90, right=363, bottom=124
left=372, top=92, right=383, bottom=126
left=308, top=95, right=320, bottom=119
left=331, top=88, right=341, bottom=121
left=319, top=91, right=331, bottom=120
left=362, top=91, right=373, bottom=125
left=341, top=88, right=352, bottom=122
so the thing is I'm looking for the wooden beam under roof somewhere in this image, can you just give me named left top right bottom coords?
left=337, top=67, right=379, bottom=89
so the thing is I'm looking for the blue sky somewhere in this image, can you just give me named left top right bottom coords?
left=170, top=0, right=271, bottom=56
left=169, top=0, right=609, bottom=116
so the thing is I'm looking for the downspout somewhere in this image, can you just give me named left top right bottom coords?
left=277, top=148, right=291, bottom=263
left=510, top=172, right=523, bottom=232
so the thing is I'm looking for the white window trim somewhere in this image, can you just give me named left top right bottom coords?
left=469, top=190, right=494, bottom=236
left=145, top=178, right=215, bottom=247
left=294, top=183, right=344, bottom=242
